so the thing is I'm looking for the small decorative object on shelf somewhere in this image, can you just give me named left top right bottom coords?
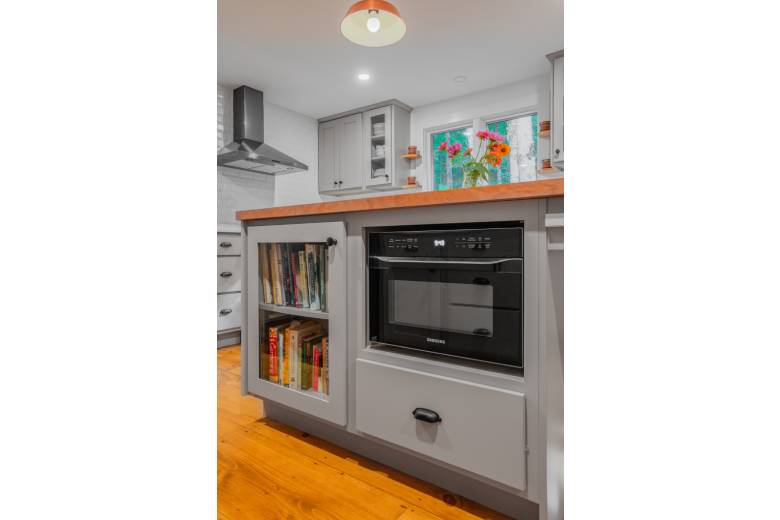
left=539, top=121, right=551, bottom=138
left=401, top=145, right=421, bottom=160
left=435, top=131, right=511, bottom=187
left=406, top=175, right=416, bottom=185
left=540, top=158, right=558, bottom=173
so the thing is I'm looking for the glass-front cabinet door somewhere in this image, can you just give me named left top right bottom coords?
left=364, top=106, right=393, bottom=187
left=243, top=221, right=347, bottom=426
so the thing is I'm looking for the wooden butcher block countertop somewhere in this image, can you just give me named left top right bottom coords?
left=236, top=178, right=563, bottom=222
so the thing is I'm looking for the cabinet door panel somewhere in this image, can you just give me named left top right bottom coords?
left=338, top=114, right=364, bottom=190
left=318, top=121, right=339, bottom=192
left=364, top=106, right=392, bottom=187
left=243, top=221, right=347, bottom=426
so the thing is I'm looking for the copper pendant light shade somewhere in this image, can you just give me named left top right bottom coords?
left=341, top=0, right=406, bottom=47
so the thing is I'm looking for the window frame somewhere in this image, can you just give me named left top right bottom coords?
left=425, top=106, right=539, bottom=190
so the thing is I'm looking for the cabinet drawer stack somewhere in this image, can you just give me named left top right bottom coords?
left=217, top=232, right=242, bottom=347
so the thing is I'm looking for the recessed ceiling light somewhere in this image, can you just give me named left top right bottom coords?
left=358, top=73, right=371, bottom=81
left=453, top=75, right=467, bottom=83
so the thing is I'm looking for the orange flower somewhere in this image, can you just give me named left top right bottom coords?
left=485, top=153, right=502, bottom=167
left=495, top=143, right=510, bottom=157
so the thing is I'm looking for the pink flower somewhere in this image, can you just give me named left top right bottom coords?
left=438, top=141, right=448, bottom=151
left=476, top=130, right=490, bottom=140
left=488, top=132, right=504, bottom=142
left=447, top=142, right=462, bottom=157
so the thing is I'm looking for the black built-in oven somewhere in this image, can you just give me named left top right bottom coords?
left=368, top=223, right=523, bottom=368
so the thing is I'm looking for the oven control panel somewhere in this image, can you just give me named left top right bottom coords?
left=370, top=226, right=523, bottom=258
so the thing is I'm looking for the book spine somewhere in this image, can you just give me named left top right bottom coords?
left=268, top=327, right=278, bottom=383
left=283, top=328, right=290, bottom=386
left=298, top=251, right=309, bottom=308
left=306, top=246, right=319, bottom=311
left=259, top=243, right=270, bottom=304
left=322, top=336, right=328, bottom=394
left=273, top=244, right=284, bottom=305
left=313, top=345, right=320, bottom=392
left=289, top=250, right=299, bottom=308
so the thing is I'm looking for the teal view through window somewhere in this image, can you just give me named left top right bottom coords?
left=431, top=126, right=472, bottom=191
left=486, top=114, right=538, bottom=184
left=431, top=113, right=538, bottom=190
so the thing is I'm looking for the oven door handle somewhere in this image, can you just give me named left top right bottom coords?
left=370, top=256, right=521, bottom=266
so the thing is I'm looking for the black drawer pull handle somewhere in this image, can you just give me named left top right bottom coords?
left=219, top=241, right=232, bottom=248
left=325, top=237, right=337, bottom=247
left=219, top=308, right=232, bottom=316
left=473, top=277, right=490, bottom=285
left=412, top=408, right=442, bottom=423
left=472, top=328, right=491, bottom=336
left=220, top=272, right=232, bottom=278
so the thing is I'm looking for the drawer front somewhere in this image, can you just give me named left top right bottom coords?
left=356, top=359, right=526, bottom=490
left=217, top=233, right=241, bottom=256
left=217, top=256, right=242, bottom=293
left=217, top=293, right=241, bottom=331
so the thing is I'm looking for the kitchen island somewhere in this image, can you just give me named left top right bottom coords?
left=235, top=180, right=563, bottom=520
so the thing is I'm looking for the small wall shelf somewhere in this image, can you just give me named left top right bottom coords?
left=401, top=153, right=421, bottom=160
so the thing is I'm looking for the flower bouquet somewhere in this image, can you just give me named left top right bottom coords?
left=437, top=131, right=511, bottom=187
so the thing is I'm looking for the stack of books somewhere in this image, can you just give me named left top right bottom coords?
left=259, top=243, right=327, bottom=312
left=263, top=318, right=329, bottom=395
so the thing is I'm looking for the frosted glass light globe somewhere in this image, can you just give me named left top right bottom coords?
left=366, top=16, right=381, bottom=32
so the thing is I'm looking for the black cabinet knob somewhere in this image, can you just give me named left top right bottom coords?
left=220, top=272, right=232, bottom=278
left=325, top=237, right=337, bottom=247
left=219, top=309, right=232, bottom=316
left=412, top=408, right=442, bottom=423
left=219, top=241, right=232, bottom=248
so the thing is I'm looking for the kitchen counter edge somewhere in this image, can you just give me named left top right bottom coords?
left=236, top=178, right=563, bottom=222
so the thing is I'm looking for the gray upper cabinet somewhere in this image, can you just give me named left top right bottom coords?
left=549, top=51, right=564, bottom=167
left=318, top=120, right=339, bottom=192
left=318, top=100, right=411, bottom=194
left=318, top=114, right=363, bottom=192
left=339, top=114, right=364, bottom=190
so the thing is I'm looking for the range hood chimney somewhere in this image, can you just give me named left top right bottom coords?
left=217, top=86, right=308, bottom=175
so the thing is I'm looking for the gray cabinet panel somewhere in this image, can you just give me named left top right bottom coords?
left=244, top=221, right=347, bottom=426
left=217, top=233, right=242, bottom=256
left=338, top=114, right=364, bottom=190
left=356, top=358, right=526, bottom=490
left=318, top=121, right=339, bottom=192
left=218, top=292, right=241, bottom=331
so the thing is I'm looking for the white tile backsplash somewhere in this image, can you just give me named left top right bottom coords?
left=217, top=166, right=274, bottom=226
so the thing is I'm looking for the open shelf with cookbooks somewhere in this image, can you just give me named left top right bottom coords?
left=258, top=242, right=330, bottom=398
left=245, top=221, right=346, bottom=425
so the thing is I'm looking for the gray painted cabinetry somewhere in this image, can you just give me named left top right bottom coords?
left=241, top=197, right=562, bottom=520
left=217, top=232, right=242, bottom=347
left=318, top=100, right=411, bottom=194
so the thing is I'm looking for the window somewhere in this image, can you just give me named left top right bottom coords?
left=486, top=113, right=538, bottom=184
left=431, top=125, right=472, bottom=191
left=429, top=112, right=538, bottom=190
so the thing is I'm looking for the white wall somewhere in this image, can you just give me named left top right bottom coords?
left=266, top=103, right=322, bottom=207
left=408, top=75, right=551, bottom=190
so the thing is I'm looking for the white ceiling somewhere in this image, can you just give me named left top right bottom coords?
left=218, top=0, right=563, bottom=119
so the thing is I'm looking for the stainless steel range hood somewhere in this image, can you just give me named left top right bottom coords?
left=217, top=86, right=308, bottom=175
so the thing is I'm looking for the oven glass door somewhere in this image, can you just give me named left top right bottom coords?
left=370, top=258, right=523, bottom=367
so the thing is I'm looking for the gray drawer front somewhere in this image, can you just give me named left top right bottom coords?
left=356, top=359, right=526, bottom=490
left=217, top=233, right=241, bottom=256
left=217, top=293, right=241, bottom=331
left=217, top=256, right=242, bottom=293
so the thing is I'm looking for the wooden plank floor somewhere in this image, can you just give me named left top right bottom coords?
left=218, top=346, right=510, bottom=520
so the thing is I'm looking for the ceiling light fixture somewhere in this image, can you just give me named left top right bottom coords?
left=358, top=73, right=371, bottom=81
left=341, top=0, right=406, bottom=47
left=454, top=75, right=467, bottom=83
